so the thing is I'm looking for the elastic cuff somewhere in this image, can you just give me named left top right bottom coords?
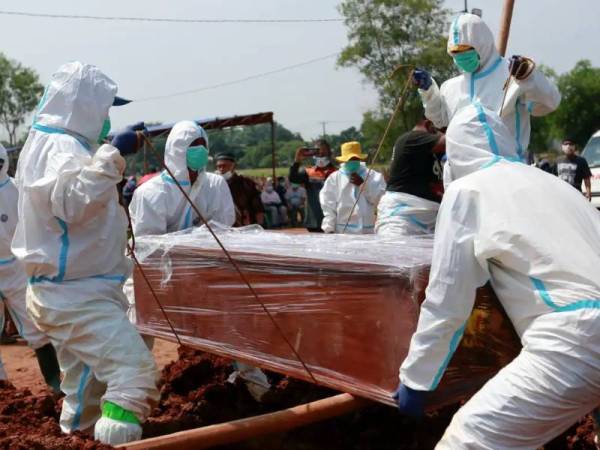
left=101, top=401, right=140, bottom=425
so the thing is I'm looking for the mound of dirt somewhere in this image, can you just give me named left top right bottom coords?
left=144, top=347, right=457, bottom=449
left=0, top=381, right=112, bottom=450
left=146, top=347, right=599, bottom=450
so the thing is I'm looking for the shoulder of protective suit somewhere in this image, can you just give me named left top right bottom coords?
left=134, top=176, right=167, bottom=200
left=440, top=74, right=464, bottom=92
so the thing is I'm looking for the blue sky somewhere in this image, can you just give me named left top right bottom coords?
left=1, top=0, right=598, bottom=140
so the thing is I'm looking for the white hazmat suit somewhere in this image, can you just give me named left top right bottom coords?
left=12, top=62, right=159, bottom=444
left=0, top=145, right=52, bottom=379
left=375, top=192, right=439, bottom=236
left=420, top=13, right=560, bottom=159
left=129, top=120, right=235, bottom=236
left=399, top=104, right=600, bottom=449
left=319, top=163, right=386, bottom=234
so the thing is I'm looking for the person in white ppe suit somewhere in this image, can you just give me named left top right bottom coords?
left=395, top=103, right=600, bottom=449
left=413, top=13, right=560, bottom=161
left=12, top=61, right=159, bottom=445
left=320, top=141, right=386, bottom=234
left=0, top=144, right=61, bottom=392
left=376, top=118, right=445, bottom=236
left=129, top=120, right=235, bottom=236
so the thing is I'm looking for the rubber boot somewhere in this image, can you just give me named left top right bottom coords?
left=34, top=343, right=61, bottom=395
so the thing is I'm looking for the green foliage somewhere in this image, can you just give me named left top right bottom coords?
left=337, top=0, right=455, bottom=165
left=124, top=122, right=370, bottom=175
left=551, top=60, right=600, bottom=147
left=529, top=60, right=600, bottom=153
left=338, top=0, right=455, bottom=130
left=0, top=54, right=44, bottom=146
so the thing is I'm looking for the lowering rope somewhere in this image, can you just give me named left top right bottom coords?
left=128, top=134, right=318, bottom=385
left=341, top=66, right=415, bottom=234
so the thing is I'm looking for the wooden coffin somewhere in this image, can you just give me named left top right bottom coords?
left=133, top=230, right=520, bottom=408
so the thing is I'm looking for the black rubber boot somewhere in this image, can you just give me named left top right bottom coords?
left=34, top=343, right=61, bottom=395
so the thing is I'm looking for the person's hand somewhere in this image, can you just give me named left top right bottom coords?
left=350, top=173, right=364, bottom=186
left=393, top=384, right=427, bottom=418
left=295, top=148, right=306, bottom=163
left=587, top=191, right=593, bottom=202
left=509, top=55, right=535, bottom=80
left=111, top=122, right=147, bottom=156
left=412, top=69, right=432, bottom=90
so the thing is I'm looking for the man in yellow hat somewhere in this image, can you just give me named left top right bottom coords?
left=319, top=141, right=385, bottom=234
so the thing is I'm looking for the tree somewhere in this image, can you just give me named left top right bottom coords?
left=338, top=0, right=455, bottom=130
left=551, top=60, right=600, bottom=147
left=529, top=60, right=600, bottom=154
left=0, top=54, right=44, bottom=146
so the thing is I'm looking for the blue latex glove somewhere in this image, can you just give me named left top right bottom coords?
left=412, top=69, right=432, bottom=90
left=111, top=122, right=146, bottom=156
left=393, top=383, right=426, bottom=418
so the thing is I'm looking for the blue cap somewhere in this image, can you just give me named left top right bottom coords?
left=112, top=96, right=132, bottom=106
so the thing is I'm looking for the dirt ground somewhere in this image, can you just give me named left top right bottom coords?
left=0, top=339, right=179, bottom=396
left=0, top=341, right=596, bottom=449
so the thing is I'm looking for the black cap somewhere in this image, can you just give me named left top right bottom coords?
left=215, top=152, right=236, bottom=162
left=112, top=96, right=132, bottom=106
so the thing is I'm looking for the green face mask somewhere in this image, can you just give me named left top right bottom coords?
left=453, top=49, right=480, bottom=73
left=344, top=160, right=361, bottom=173
left=186, top=145, right=209, bottom=171
left=97, top=118, right=111, bottom=144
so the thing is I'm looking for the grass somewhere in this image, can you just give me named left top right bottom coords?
left=238, top=164, right=390, bottom=179
left=238, top=167, right=290, bottom=178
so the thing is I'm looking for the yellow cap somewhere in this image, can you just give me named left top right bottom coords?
left=448, top=43, right=474, bottom=54
left=336, top=141, right=368, bottom=163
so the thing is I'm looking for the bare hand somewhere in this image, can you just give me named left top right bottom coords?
left=295, top=148, right=306, bottom=163
left=350, top=173, right=364, bottom=186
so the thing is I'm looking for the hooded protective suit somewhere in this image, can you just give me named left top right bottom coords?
left=420, top=13, right=560, bottom=160
left=0, top=145, right=51, bottom=375
left=12, top=62, right=158, bottom=444
left=319, top=163, right=386, bottom=234
left=129, top=121, right=235, bottom=236
left=399, top=104, right=600, bottom=449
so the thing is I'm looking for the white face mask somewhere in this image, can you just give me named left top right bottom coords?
left=314, top=157, right=330, bottom=168
left=221, top=171, right=233, bottom=180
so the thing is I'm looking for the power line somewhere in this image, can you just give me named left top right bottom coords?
left=0, top=10, right=343, bottom=24
left=136, top=52, right=340, bottom=102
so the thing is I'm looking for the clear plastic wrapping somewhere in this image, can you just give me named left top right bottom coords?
left=133, top=226, right=520, bottom=408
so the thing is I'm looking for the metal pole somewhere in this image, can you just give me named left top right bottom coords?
left=271, top=120, right=276, bottom=182
left=497, top=0, right=516, bottom=56
left=464, top=0, right=468, bottom=13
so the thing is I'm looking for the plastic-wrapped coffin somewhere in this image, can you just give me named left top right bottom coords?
left=133, top=225, right=520, bottom=408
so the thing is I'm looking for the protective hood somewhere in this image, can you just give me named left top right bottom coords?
left=164, top=121, right=209, bottom=180
left=444, top=103, right=518, bottom=185
left=0, top=144, right=8, bottom=181
left=35, top=61, right=118, bottom=144
left=448, top=14, right=499, bottom=70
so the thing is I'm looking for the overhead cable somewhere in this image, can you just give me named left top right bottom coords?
left=136, top=52, right=339, bottom=102
left=0, top=10, right=343, bottom=24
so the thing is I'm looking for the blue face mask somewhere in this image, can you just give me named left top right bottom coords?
left=186, top=145, right=209, bottom=171
left=453, top=49, right=480, bottom=73
left=344, top=160, right=361, bottom=173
